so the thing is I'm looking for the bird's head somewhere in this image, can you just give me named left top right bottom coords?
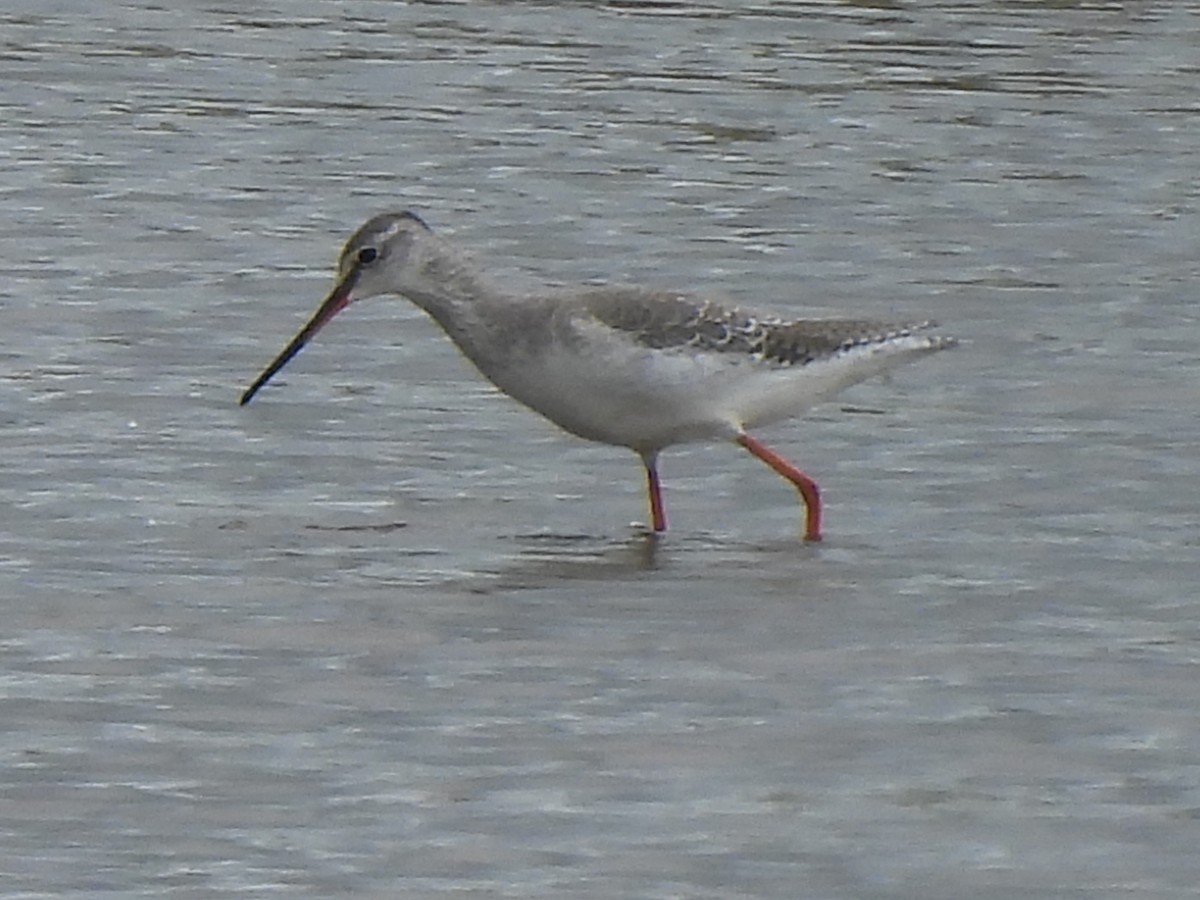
left=238, top=210, right=434, bottom=406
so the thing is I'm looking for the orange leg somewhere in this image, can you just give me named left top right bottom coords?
left=736, top=434, right=822, bottom=542
left=640, top=451, right=667, bottom=532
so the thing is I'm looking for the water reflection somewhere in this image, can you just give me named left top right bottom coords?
left=508, top=528, right=667, bottom=578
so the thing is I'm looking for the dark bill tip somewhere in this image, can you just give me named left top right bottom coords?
left=238, top=271, right=358, bottom=406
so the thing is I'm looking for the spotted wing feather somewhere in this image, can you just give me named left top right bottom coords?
left=581, top=289, right=950, bottom=365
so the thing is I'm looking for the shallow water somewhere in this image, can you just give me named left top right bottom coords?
left=3, top=1, right=1199, bottom=897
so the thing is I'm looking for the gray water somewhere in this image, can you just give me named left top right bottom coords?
left=3, top=1, right=1200, bottom=897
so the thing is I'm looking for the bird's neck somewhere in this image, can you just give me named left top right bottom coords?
left=402, top=254, right=507, bottom=359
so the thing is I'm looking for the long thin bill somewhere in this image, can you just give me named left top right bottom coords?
left=239, top=271, right=358, bottom=406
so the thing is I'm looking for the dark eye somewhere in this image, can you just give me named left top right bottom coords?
left=357, top=246, right=378, bottom=265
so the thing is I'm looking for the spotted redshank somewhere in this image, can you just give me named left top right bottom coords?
left=240, top=211, right=954, bottom=540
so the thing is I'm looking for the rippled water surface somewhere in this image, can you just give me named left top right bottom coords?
left=3, top=2, right=1199, bottom=897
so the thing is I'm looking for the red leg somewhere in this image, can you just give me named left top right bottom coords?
left=736, top=434, right=822, bottom=542
left=641, top=451, right=667, bottom=533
